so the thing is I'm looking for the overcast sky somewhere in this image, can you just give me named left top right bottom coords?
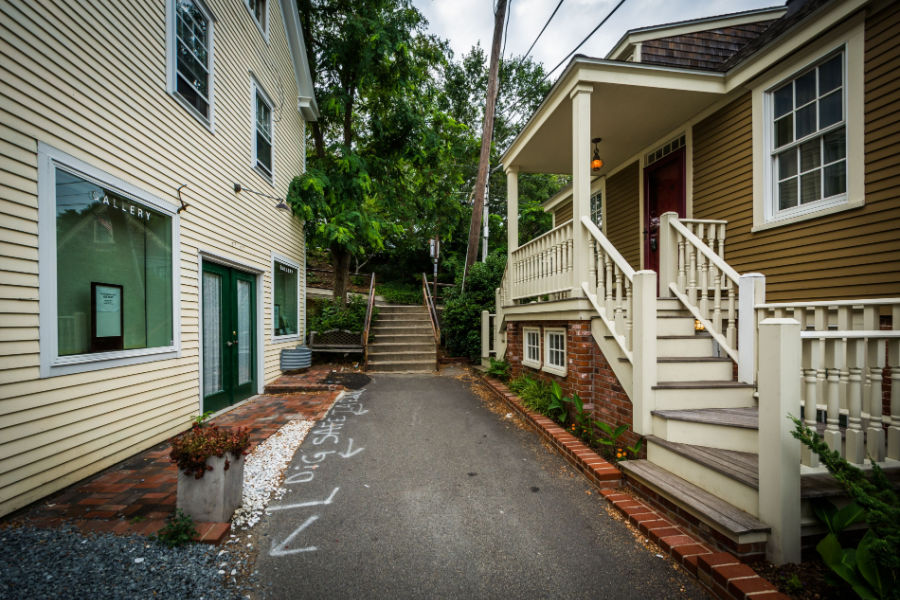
left=412, top=0, right=783, bottom=76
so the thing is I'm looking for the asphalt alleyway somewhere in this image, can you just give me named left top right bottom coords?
left=254, top=371, right=708, bottom=599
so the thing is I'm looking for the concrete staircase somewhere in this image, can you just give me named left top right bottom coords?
left=616, top=297, right=771, bottom=558
left=366, top=304, right=436, bottom=372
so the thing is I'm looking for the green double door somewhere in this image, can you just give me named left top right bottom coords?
left=202, top=262, right=257, bottom=413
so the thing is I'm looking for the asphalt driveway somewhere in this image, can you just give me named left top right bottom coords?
left=253, top=371, right=707, bottom=599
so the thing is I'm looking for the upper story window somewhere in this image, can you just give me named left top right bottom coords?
left=246, top=0, right=268, bottom=36
left=254, top=83, right=274, bottom=180
left=169, top=0, right=214, bottom=126
left=770, top=51, right=845, bottom=216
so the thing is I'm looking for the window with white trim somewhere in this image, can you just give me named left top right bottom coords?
left=169, top=0, right=214, bottom=124
left=272, top=256, right=299, bottom=339
left=254, top=83, right=274, bottom=180
left=770, top=50, right=845, bottom=217
left=522, top=327, right=541, bottom=368
left=38, top=144, right=179, bottom=378
left=246, top=0, right=267, bottom=36
left=544, top=328, right=566, bottom=376
left=590, top=191, right=602, bottom=228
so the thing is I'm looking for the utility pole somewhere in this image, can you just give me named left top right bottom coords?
left=463, top=0, right=508, bottom=283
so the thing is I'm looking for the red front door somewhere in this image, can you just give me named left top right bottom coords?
left=644, top=148, right=686, bottom=274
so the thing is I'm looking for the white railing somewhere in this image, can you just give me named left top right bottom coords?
left=510, top=220, right=574, bottom=301
left=757, top=300, right=900, bottom=467
left=582, top=217, right=636, bottom=361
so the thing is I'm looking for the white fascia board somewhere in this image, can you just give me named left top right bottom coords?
left=605, top=6, right=787, bottom=60
left=279, top=0, right=318, bottom=121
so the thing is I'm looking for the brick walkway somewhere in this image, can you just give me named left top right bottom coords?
left=3, top=366, right=344, bottom=544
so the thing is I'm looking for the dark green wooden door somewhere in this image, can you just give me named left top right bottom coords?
left=202, top=262, right=257, bottom=413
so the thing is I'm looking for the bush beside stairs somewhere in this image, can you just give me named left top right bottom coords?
left=367, top=304, right=436, bottom=372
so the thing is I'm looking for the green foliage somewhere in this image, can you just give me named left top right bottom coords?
left=791, top=416, right=899, bottom=599
left=169, top=424, right=251, bottom=479
left=486, top=358, right=510, bottom=382
left=546, top=381, right=568, bottom=424
left=376, top=281, right=422, bottom=305
left=308, top=295, right=370, bottom=333
left=441, top=251, right=506, bottom=361
left=513, top=376, right=551, bottom=415
left=193, top=410, right=214, bottom=426
left=154, top=509, right=197, bottom=548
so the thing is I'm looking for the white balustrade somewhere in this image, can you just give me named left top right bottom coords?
left=509, top=220, right=574, bottom=301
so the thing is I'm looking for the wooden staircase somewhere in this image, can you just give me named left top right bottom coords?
left=366, top=304, right=437, bottom=372
left=616, top=297, right=771, bottom=558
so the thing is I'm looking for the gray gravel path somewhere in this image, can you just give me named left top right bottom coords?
left=0, top=525, right=252, bottom=600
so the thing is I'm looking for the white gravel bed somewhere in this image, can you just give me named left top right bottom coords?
left=231, top=419, right=314, bottom=529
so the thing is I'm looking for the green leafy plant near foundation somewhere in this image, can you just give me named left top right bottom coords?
left=170, top=423, right=251, bottom=479
left=154, top=509, right=197, bottom=548
left=486, top=358, right=510, bottom=382
left=790, top=416, right=899, bottom=599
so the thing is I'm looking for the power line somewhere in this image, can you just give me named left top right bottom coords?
left=544, top=0, right=627, bottom=79
left=521, top=0, right=564, bottom=62
left=501, top=0, right=513, bottom=60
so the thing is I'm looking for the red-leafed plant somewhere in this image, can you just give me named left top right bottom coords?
left=170, top=423, right=251, bottom=479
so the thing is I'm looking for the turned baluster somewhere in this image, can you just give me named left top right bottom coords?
left=814, top=307, right=827, bottom=410
left=624, top=278, right=633, bottom=351
left=802, top=335, right=821, bottom=467
left=614, top=266, right=624, bottom=335
left=823, top=337, right=844, bottom=455
left=725, top=280, right=736, bottom=349
left=845, top=337, right=866, bottom=464
left=889, top=305, right=900, bottom=460
left=588, top=238, right=597, bottom=292
left=837, top=306, right=850, bottom=412
left=677, top=234, right=686, bottom=292
left=604, top=254, right=613, bottom=317
left=698, top=251, right=709, bottom=321
left=687, top=241, right=698, bottom=307
left=711, top=262, right=722, bottom=336
left=596, top=246, right=606, bottom=304
left=717, top=222, right=726, bottom=259
left=867, top=335, right=886, bottom=463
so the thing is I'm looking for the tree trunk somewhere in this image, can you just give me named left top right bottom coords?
left=331, top=245, right=351, bottom=306
left=464, top=0, right=508, bottom=278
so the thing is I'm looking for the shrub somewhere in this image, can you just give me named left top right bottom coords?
left=308, top=294, right=369, bottom=333
left=441, top=252, right=506, bottom=361
left=170, top=423, right=251, bottom=479
left=486, top=358, right=510, bottom=381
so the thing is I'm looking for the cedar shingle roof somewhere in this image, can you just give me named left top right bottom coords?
left=640, top=23, right=775, bottom=71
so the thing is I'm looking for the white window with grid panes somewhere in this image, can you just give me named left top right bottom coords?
left=522, top=327, right=541, bottom=369
left=590, top=191, right=602, bottom=228
left=543, top=328, right=566, bottom=376
left=245, top=0, right=268, bottom=37
left=769, top=50, right=846, bottom=219
left=253, top=81, right=274, bottom=181
left=168, top=0, right=214, bottom=127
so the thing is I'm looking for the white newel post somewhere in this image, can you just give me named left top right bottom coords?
left=570, top=83, right=592, bottom=297
left=658, top=212, right=678, bottom=297
left=481, top=310, right=490, bottom=367
left=757, top=317, right=802, bottom=565
left=632, top=270, right=658, bottom=435
left=506, top=166, right=519, bottom=254
left=737, top=273, right=765, bottom=384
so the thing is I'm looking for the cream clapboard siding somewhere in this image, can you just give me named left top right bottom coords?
left=605, top=162, right=641, bottom=270
left=692, top=3, right=900, bottom=302
left=0, top=0, right=309, bottom=516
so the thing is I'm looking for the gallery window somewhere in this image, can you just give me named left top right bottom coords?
left=168, top=0, right=214, bottom=125
left=272, top=256, right=299, bottom=339
left=254, top=82, right=274, bottom=180
left=522, top=327, right=541, bottom=369
left=38, top=144, right=178, bottom=377
left=544, top=328, right=566, bottom=376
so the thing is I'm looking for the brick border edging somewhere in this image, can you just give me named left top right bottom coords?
left=472, top=370, right=788, bottom=600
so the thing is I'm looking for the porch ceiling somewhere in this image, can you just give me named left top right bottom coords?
left=506, top=63, right=727, bottom=175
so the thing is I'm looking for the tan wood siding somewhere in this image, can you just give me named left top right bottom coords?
left=605, top=162, right=641, bottom=269
left=554, top=201, right=573, bottom=226
left=692, top=6, right=900, bottom=302
left=0, top=0, right=309, bottom=516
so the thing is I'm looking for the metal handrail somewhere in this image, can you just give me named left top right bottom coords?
left=362, top=273, right=376, bottom=366
left=422, top=273, right=441, bottom=345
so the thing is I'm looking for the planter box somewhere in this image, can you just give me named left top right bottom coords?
left=176, top=454, right=244, bottom=523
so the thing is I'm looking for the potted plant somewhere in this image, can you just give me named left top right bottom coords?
left=169, top=421, right=250, bottom=523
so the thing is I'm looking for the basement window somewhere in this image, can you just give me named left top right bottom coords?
left=522, top=327, right=541, bottom=369
left=543, top=328, right=566, bottom=377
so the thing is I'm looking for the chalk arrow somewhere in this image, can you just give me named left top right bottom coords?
left=269, top=515, right=318, bottom=556
left=338, top=438, right=364, bottom=459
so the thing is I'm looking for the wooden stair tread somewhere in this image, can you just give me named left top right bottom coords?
left=652, top=407, right=758, bottom=430
left=647, top=435, right=759, bottom=489
left=653, top=381, right=754, bottom=389
left=620, top=460, right=771, bottom=536
left=657, top=356, right=731, bottom=363
left=801, top=465, right=900, bottom=499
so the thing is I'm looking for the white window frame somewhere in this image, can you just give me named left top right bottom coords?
left=245, top=0, right=269, bottom=40
left=37, top=143, right=181, bottom=378
left=522, top=326, right=541, bottom=369
left=752, top=18, right=864, bottom=231
left=252, top=77, right=275, bottom=183
left=166, top=0, right=216, bottom=131
left=543, top=328, right=567, bottom=377
left=271, top=252, right=300, bottom=342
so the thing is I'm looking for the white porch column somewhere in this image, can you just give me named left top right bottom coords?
left=570, top=83, right=593, bottom=297
left=506, top=166, right=519, bottom=253
left=757, top=317, right=802, bottom=565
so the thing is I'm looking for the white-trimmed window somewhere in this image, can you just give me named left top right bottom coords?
left=246, top=0, right=268, bottom=37
left=522, top=327, right=541, bottom=369
left=253, top=81, right=274, bottom=181
left=38, top=144, right=179, bottom=378
left=590, top=191, right=602, bottom=228
left=543, top=328, right=566, bottom=376
left=272, top=255, right=299, bottom=340
left=752, top=19, right=864, bottom=230
left=168, top=0, right=215, bottom=126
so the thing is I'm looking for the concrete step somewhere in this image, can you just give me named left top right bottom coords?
left=656, top=334, right=716, bottom=358
left=368, top=342, right=436, bottom=353
left=651, top=407, right=758, bottom=453
left=370, top=333, right=435, bottom=344
left=377, top=315, right=431, bottom=322
left=619, top=459, right=769, bottom=558
left=367, top=350, right=436, bottom=362
left=367, top=359, right=435, bottom=372
left=652, top=381, right=756, bottom=410
left=656, top=316, right=696, bottom=336
left=373, top=324, right=433, bottom=333
left=657, top=357, right=733, bottom=382
left=645, top=436, right=759, bottom=517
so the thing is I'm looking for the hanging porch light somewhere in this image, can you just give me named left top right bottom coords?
left=591, top=137, right=604, bottom=172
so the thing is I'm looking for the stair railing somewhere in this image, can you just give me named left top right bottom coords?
left=422, top=273, right=441, bottom=346
left=581, top=216, right=636, bottom=361
left=362, top=273, right=376, bottom=367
